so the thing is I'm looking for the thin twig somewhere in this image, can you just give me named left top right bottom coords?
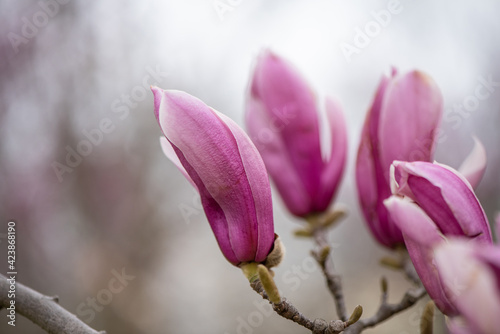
left=343, top=286, right=426, bottom=333
left=343, top=255, right=428, bottom=334
left=250, top=279, right=349, bottom=334
left=0, top=274, right=105, bottom=334
left=310, top=218, right=348, bottom=321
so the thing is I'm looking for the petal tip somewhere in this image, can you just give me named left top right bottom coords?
left=458, top=136, right=487, bottom=189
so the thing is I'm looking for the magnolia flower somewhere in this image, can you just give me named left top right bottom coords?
left=356, top=69, right=443, bottom=248
left=385, top=161, right=492, bottom=314
left=435, top=239, right=500, bottom=334
left=152, top=87, right=275, bottom=266
left=246, top=50, right=347, bottom=217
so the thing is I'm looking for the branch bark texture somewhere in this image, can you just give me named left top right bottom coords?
left=343, top=255, right=428, bottom=334
left=250, top=279, right=348, bottom=334
left=312, top=227, right=348, bottom=321
left=343, top=286, right=426, bottom=334
left=0, top=273, right=105, bottom=334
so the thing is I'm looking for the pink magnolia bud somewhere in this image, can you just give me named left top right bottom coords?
left=356, top=69, right=443, bottom=248
left=385, top=161, right=492, bottom=314
left=435, top=239, right=500, bottom=334
left=152, top=87, right=275, bottom=266
left=246, top=50, right=347, bottom=217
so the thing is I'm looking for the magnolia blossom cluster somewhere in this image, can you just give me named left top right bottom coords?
left=385, top=161, right=498, bottom=333
left=354, top=66, right=497, bottom=333
left=152, top=51, right=498, bottom=333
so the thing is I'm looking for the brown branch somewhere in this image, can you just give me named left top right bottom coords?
left=311, top=227, right=348, bottom=321
left=343, top=286, right=426, bottom=333
left=250, top=279, right=350, bottom=334
left=0, top=273, right=105, bottom=334
left=343, top=255, right=428, bottom=334
left=304, top=210, right=349, bottom=322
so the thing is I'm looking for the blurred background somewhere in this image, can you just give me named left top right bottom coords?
left=1, top=0, right=499, bottom=333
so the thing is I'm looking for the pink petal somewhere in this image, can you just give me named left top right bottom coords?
left=250, top=50, right=323, bottom=205
left=435, top=240, right=500, bottom=332
left=366, top=72, right=392, bottom=185
left=447, top=317, right=481, bottom=334
left=152, top=85, right=163, bottom=122
left=392, top=161, right=492, bottom=243
left=384, top=197, right=443, bottom=246
left=385, top=196, right=457, bottom=314
left=159, top=137, right=196, bottom=189
left=356, top=128, right=388, bottom=245
left=458, top=137, right=487, bottom=189
left=245, top=94, right=311, bottom=216
left=315, top=96, right=347, bottom=212
left=215, top=111, right=275, bottom=262
left=378, top=71, right=443, bottom=177
left=355, top=73, right=404, bottom=248
left=475, top=245, right=500, bottom=293
left=156, top=89, right=274, bottom=265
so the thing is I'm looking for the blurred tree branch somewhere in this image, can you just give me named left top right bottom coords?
left=0, top=274, right=105, bottom=334
left=343, top=254, right=427, bottom=334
